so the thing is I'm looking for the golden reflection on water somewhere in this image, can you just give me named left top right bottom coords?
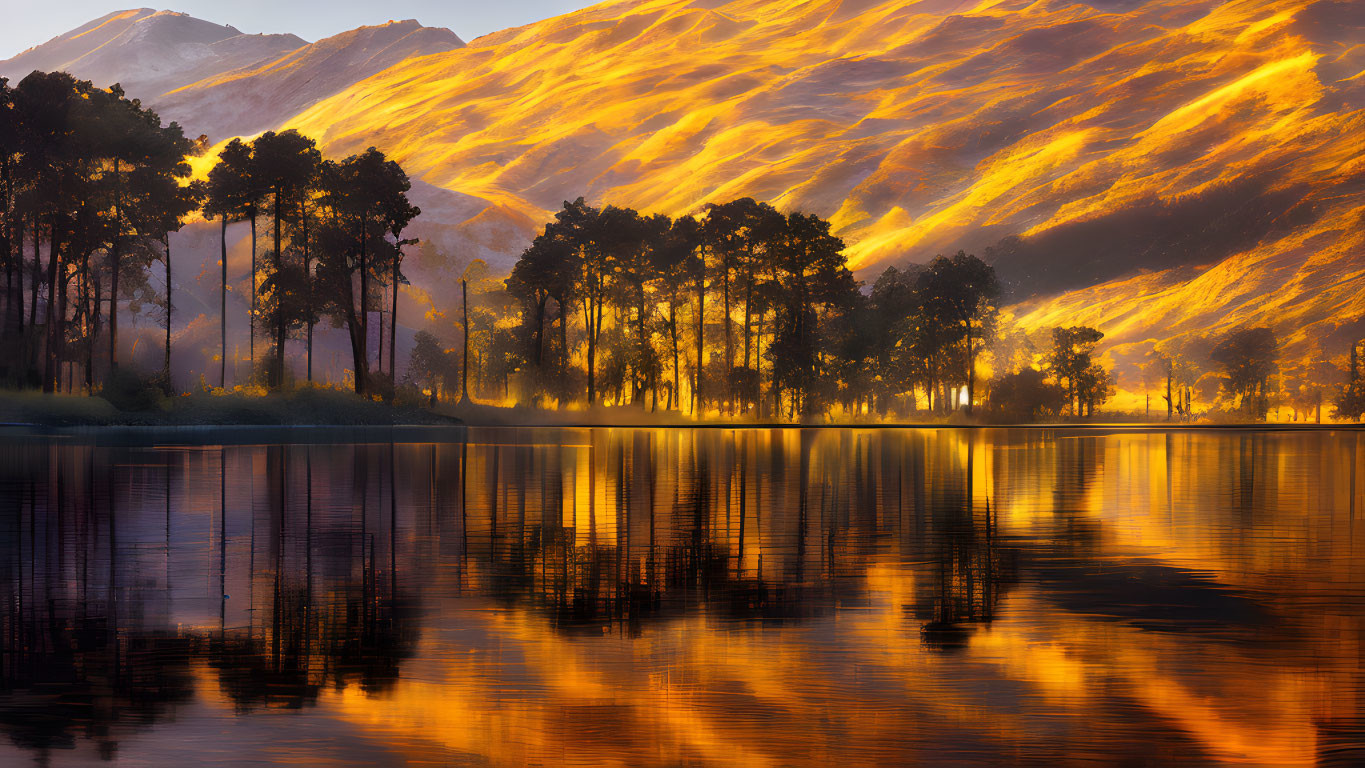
left=1, top=428, right=1363, bottom=766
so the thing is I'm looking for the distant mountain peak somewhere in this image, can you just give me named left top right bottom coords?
left=0, top=8, right=302, bottom=95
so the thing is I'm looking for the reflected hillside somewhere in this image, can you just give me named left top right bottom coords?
left=0, top=429, right=1362, bottom=765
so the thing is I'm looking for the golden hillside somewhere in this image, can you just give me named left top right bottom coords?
left=284, top=0, right=1360, bottom=266
left=275, top=0, right=1365, bottom=381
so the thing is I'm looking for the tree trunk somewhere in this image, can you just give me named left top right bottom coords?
left=964, top=317, right=975, bottom=415
left=389, top=244, right=400, bottom=383
left=82, top=246, right=91, bottom=391
left=637, top=290, right=648, bottom=407
left=356, top=218, right=368, bottom=395
left=42, top=220, right=60, bottom=393
left=742, top=273, right=751, bottom=413
left=92, top=269, right=102, bottom=386
left=722, top=267, right=732, bottom=413
left=694, top=273, right=704, bottom=415
left=558, top=296, right=567, bottom=396
left=249, top=213, right=257, bottom=369
left=460, top=278, right=469, bottom=402
left=532, top=294, right=546, bottom=367
left=347, top=305, right=365, bottom=397
left=1165, top=362, right=1173, bottom=421
left=11, top=213, right=24, bottom=338
left=583, top=291, right=598, bottom=405
left=274, top=191, right=285, bottom=389
left=109, top=160, right=120, bottom=373
left=670, top=302, right=679, bottom=412
left=164, top=234, right=172, bottom=390
left=220, top=217, right=228, bottom=388
left=302, top=200, right=313, bottom=383
left=28, top=212, right=39, bottom=336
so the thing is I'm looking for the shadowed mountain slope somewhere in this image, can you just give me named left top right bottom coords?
left=155, top=19, right=465, bottom=138
left=0, top=9, right=305, bottom=100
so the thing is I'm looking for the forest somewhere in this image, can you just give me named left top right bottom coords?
left=0, top=71, right=1356, bottom=424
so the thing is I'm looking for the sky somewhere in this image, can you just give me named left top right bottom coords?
left=0, top=0, right=595, bottom=59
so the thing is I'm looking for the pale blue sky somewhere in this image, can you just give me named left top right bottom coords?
left=2, top=1, right=595, bottom=58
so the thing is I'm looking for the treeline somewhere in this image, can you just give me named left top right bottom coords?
left=431, top=196, right=1113, bottom=419
left=455, top=197, right=1006, bottom=418
left=7, top=71, right=1360, bottom=423
left=0, top=71, right=418, bottom=396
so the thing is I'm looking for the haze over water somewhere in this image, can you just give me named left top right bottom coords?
left=1, top=427, right=1363, bottom=766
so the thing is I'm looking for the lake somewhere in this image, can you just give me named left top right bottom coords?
left=1, top=427, right=1363, bottom=766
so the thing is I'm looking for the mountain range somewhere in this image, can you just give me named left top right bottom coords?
left=2, top=0, right=1362, bottom=392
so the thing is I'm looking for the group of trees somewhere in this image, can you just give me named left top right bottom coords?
left=204, top=131, right=418, bottom=395
left=0, top=71, right=200, bottom=392
left=0, top=70, right=419, bottom=397
left=9, top=72, right=1363, bottom=424
left=496, top=197, right=1011, bottom=418
left=459, top=195, right=1313, bottom=422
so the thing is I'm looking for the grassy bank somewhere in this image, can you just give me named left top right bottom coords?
left=0, top=389, right=1344, bottom=430
left=0, top=388, right=459, bottom=427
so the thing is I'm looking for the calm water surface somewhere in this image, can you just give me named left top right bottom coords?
left=1, top=427, right=1364, bottom=767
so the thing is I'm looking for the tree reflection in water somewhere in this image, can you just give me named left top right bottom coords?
left=0, top=428, right=1360, bottom=766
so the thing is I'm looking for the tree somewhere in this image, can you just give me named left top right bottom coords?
left=1283, top=346, right=1335, bottom=422
left=406, top=329, right=456, bottom=403
left=1139, top=351, right=1166, bottom=419
left=868, top=265, right=926, bottom=414
left=657, top=216, right=703, bottom=411
left=1210, top=327, right=1277, bottom=419
left=549, top=198, right=613, bottom=405
left=987, top=368, right=1067, bottom=421
left=0, top=78, right=15, bottom=349
left=3, top=72, right=199, bottom=392
left=766, top=212, right=856, bottom=417
left=312, top=148, right=412, bottom=396
left=1332, top=339, right=1365, bottom=421
left=137, top=170, right=204, bottom=393
left=378, top=163, right=419, bottom=385
left=204, top=138, right=255, bottom=388
left=701, top=198, right=784, bottom=412
left=915, top=251, right=999, bottom=414
left=1074, top=363, right=1114, bottom=417
left=605, top=207, right=670, bottom=407
left=1048, top=326, right=1104, bottom=417
left=252, top=130, right=321, bottom=389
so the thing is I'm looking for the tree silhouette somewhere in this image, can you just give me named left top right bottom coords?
left=701, top=199, right=784, bottom=413
left=204, top=138, right=256, bottom=388
left=380, top=172, right=419, bottom=385
left=1211, top=327, right=1277, bottom=419
left=915, top=252, right=998, bottom=414
left=312, top=148, right=411, bottom=395
left=766, top=212, right=855, bottom=417
left=252, top=130, right=321, bottom=389
left=1048, top=326, right=1104, bottom=417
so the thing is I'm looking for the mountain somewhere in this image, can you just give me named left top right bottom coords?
left=6, top=2, right=1363, bottom=391
left=0, top=9, right=306, bottom=101
left=275, top=0, right=1364, bottom=381
left=155, top=19, right=465, bottom=138
left=0, top=11, right=464, bottom=140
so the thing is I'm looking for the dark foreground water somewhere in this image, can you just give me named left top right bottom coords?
left=1, top=427, right=1364, bottom=767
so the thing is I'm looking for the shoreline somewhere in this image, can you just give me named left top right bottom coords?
left=0, top=420, right=1358, bottom=447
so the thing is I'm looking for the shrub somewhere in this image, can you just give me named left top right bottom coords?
left=987, top=369, right=1067, bottom=422
left=101, top=368, right=166, bottom=412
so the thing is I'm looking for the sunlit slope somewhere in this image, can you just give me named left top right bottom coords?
left=284, top=0, right=1364, bottom=279
left=1012, top=194, right=1365, bottom=378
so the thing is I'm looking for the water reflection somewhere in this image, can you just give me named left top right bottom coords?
left=0, top=428, right=1363, bottom=765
